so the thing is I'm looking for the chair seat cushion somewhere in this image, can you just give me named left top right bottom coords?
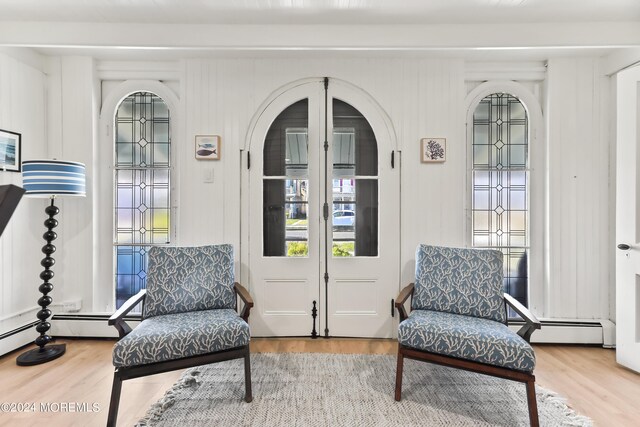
left=113, top=309, right=250, bottom=368
left=398, top=309, right=535, bottom=373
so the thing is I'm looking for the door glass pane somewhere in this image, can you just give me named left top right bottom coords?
left=285, top=128, right=308, bottom=177
left=264, top=99, right=309, bottom=257
left=333, top=127, right=355, bottom=176
left=264, top=100, right=308, bottom=177
left=286, top=179, right=309, bottom=255
left=332, top=99, right=378, bottom=257
left=333, top=99, right=377, bottom=176
left=332, top=178, right=356, bottom=256
left=264, top=179, right=309, bottom=257
left=354, top=179, right=378, bottom=257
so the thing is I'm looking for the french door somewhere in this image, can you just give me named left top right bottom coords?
left=247, top=78, right=399, bottom=337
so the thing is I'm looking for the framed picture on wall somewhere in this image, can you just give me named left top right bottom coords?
left=421, top=138, right=446, bottom=163
left=0, top=129, right=21, bottom=172
left=195, top=135, right=221, bottom=160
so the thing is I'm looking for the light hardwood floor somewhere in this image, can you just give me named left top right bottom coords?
left=0, top=339, right=638, bottom=426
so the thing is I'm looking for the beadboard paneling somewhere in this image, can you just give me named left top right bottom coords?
left=85, top=55, right=614, bottom=325
left=0, top=50, right=48, bottom=336
left=546, top=58, right=611, bottom=319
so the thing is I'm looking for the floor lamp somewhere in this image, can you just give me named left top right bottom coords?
left=16, top=160, right=86, bottom=366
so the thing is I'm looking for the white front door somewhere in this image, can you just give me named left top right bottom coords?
left=246, top=79, right=400, bottom=337
left=616, top=64, right=640, bottom=373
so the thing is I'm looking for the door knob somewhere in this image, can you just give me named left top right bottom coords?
left=617, top=243, right=631, bottom=250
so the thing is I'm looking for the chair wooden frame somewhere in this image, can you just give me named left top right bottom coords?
left=394, top=283, right=542, bottom=427
left=106, top=282, right=254, bottom=427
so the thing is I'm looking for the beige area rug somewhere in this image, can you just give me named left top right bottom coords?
left=137, top=353, right=592, bottom=427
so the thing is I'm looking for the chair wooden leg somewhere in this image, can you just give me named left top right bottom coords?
left=106, top=372, right=123, bottom=427
left=395, top=348, right=404, bottom=401
left=526, top=378, right=539, bottom=427
left=244, top=348, right=253, bottom=403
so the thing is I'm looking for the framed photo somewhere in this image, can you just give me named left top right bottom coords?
left=421, top=138, right=446, bottom=163
left=0, top=129, right=21, bottom=172
left=195, top=135, right=221, bottom=160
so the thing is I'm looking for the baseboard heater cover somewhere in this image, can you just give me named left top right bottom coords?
left=510, top=319, right=606, bottom=345
left=1, top=316, right=609, bottom=356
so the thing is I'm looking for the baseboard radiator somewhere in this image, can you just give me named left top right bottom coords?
left=0, top=315, right=615, bottom=357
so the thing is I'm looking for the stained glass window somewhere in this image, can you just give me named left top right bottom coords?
left=472, top=93, right=529, bottom=308
left=114, top=92, right=171, bottom=308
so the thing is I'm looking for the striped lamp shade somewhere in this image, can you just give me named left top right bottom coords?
left=22, top=160, right=86, bottom=197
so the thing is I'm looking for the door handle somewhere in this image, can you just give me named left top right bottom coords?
left=617, top=243, right=631, bottom=250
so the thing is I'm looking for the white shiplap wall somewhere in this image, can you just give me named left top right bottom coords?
left=91, top=55, right=613, bottom=325
left=0, top=49, right=619, bottom=352
left=45, top=56, right=99, bottom=314
left=546, top=58, right=612, bottom=320
left=0, top=49, right=49, bottom=339
left=400, top=59, right=467, bottom=283
left=174, top=57, right=466, bottom=290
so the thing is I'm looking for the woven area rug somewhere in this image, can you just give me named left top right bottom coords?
left=137, top=353, right=592, bottom=427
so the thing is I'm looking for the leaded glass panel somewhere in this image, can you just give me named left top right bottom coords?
left=473, top=94, right=528, bottom=170
left=472, top=93, right=529, bottom=308
left=114, top=92, right=171, bottom=308
left=115, top=92, right=170, bottom=168
left=115, top=169, right=170, bottom=245
left=115, top=246, right=149, bottom=308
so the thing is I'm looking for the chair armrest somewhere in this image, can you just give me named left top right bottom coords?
left=108, top=289, right=146, bottom=338
left=395, top=283, right=414, bottom=322
left=504, top=293, right=541, bottom=343
left=234, top=282, right=254, bottom=322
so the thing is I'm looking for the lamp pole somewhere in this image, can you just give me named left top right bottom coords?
left=17, top=159, right=86, bottom=366
left=16, top=197, right=66, bottom=365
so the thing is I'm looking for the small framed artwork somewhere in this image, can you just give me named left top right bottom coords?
left=421, top=138, right=446, bottom=163
left=195, top=135, right=221, bottom=160
left=0, top=129, right=21, bottom=172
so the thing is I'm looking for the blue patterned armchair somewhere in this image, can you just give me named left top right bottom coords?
left=106, top=244, right=254, bottom=426
left=394, top=245, right=541, bottom=426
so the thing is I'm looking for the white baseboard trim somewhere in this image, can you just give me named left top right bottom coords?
left=511, top=319, right=613, bottom=345
left=600, top=319, right=616, bottom=348
left=51, top=316, right=613, bottom=344
left=50, top=314, right=140, bottom=338
left=0, top=322, right=38, bottom=358
left=0, top=300, right=85, bottom=357
left=0, top=316, right=615, bottom=357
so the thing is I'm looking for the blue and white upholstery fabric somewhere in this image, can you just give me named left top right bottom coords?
left=143, top=244, right=236, bottom=318
left=412, top=245, right=507, bottom=323
left=398, top=309, right=535, bottom=373
left=113, top=309, right=250, bottom=367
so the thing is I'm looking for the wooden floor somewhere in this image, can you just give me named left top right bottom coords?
left=0, top=339, right=638, bottom=426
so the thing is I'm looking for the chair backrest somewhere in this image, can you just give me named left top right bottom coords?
left=412, top=244, right=506, bottom=323
left=143, top=244, right=236, bottom=318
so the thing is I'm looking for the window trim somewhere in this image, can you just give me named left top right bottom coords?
left=98, top=80, right=180, bottom=312
left=464, top=80, right=545, bottom=316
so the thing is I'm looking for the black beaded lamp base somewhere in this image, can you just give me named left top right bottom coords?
left=16, top=199, right=64, bottom=367
left=16, top=344, right=66, bottom=366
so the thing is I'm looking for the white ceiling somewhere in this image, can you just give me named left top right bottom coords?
left=0, top=0, right=638, bottom=61
left=0, top=0, right=639, bottom=25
